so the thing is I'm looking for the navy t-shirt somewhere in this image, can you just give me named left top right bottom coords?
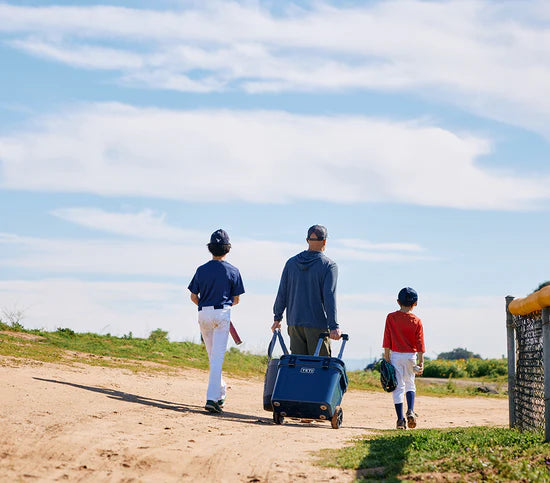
left=188, top=260, right=245, bottom=309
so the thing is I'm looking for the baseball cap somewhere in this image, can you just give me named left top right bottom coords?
left=307, top=224, right=328, bottom=241
left=398, top=287, right=418, bottom=306
left=209, top=229, right=230, bottom=245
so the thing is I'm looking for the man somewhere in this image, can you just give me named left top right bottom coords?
left=271, top=224, right=341, bottom=356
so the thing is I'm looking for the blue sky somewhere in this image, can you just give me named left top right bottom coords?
left=1, top=0, right=549, bottom=364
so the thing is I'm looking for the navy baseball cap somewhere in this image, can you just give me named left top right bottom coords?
left=398, top=287, right=418, bottom=306
left=307, top=224, right=327, bottom=240
left=209, top=229, right=230, bottom=245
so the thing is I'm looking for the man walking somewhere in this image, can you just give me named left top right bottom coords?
left=271, top=225, right=341, bottom=356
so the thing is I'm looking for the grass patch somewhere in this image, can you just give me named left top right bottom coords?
left=321, top=426, right=550, bottom=482
left=0, top=327, right=267, bottom=377
left=348, top=370, right=506, bottom=398
left=0, top=326, right=507, bottom=397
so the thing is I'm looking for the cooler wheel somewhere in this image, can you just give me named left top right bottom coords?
left=273, top=412, right=285, bottom=425
left=331, top=406, right=343, bottom=429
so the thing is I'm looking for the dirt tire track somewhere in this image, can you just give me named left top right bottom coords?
left=0, top=357, right=508, bottom=482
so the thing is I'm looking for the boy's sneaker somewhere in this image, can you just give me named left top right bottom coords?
left=396, top=418, right=407, bottom=430
left=204, top=400, right=223, bottom=413
left=217, top=397, right=226, bottom=408
left=406, top=410, right=417, bottom=429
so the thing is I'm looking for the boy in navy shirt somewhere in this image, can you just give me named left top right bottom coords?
left=188, top=229, right=245, bottom=413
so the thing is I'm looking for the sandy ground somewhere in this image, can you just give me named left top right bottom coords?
left=0, top=357, right=508, bottom=482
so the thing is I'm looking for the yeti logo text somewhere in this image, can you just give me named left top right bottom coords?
left=300, top=367, right=315, bottom=374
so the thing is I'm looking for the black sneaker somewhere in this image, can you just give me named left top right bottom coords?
left=406, top=410, right=417, bottom=428
left=217, top=397, right=226, bottom=408
left=396, top=418, right=407, bottom=430
left=205, top=400, right=223, bottom=413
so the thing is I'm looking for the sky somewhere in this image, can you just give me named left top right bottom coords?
left=1, top=0, right=549, bottom=367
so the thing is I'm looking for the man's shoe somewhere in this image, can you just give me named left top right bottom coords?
left=406, top=410, right=417, bottom=429
left=217, top=397, right=226, bottom=408
left=396, top=418, right=407, bottom=430
left=205, top=400, right=223, bottom=413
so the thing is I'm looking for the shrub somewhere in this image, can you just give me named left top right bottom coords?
left=424, top=358, right=507, bottom=379
left=56, top=327, right=75, bottom=337
left=148, top=328, right=169, bottom=343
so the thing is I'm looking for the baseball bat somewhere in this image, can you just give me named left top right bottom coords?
left=229, top=321, right=243, bottom=345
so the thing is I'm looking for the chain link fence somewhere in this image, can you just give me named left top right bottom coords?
left=511, top=311, right=544, bottom=431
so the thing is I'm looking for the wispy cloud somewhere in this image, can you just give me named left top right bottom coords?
left=51, top=207, right=205, bottom=242
left=0, top=206, right=433, bottom=280
left=1, top=103, right=547, bottom=210
left=1, top=1, right=550, bottom=136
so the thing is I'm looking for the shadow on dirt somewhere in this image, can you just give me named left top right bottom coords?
left=33, top=377, right=271, bottom=425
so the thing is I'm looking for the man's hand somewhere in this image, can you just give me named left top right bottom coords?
left=329, top=328, right=342, bottom=340
left=271, top=320, right=281, bottom=332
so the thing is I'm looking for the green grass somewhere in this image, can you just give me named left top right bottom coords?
left=348, top=369, right=507, bottom=398
left=0, top=325, right=506, bottom=397
left=321, top=427, right=550, bottom=482
left=0, top=325, right=267, bottom=376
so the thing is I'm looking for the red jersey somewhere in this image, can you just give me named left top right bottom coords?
left=383, top=310, right=425, bottom=353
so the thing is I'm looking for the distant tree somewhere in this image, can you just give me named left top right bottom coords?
left=437, top=347, right=481, bottom=360
left=148, top=328, right=169, bottom=343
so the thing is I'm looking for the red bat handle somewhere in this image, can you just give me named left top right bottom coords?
left=229, top=321, right=242, bottom=345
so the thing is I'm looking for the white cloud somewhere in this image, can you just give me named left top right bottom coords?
left=0, top=279, right=507, bottom=360
left=0, top=215, right=431, bottom=280
left=1, top=103, right=547, bottom=209
left=1, top=1, right=550, bottom=136
left=51, top=207, right=205, bottom=242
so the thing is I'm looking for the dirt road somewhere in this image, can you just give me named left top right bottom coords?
left=0, top=357, right=508, bottom=482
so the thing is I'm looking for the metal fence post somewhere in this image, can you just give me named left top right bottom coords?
left=543, top=307, right=550, bottom=441
left=506, top=296, right=516, bottom=428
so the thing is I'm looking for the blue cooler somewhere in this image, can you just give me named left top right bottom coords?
left=271, top=333, right=349, bottom=429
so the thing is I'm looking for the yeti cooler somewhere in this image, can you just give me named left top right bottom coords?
left=271, top=333, right=349, bottom=427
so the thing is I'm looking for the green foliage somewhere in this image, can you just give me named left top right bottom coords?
left=0, top=325, right=268, bottom=377
left=321, top=427, right=549, bottom=482
left=148, top=328, right=169, bottom=343
left=437, top=347, right=481, bottom=360
left=56, top=327, right=75, bottom=337
left=423, top=358, right=507, bottom=379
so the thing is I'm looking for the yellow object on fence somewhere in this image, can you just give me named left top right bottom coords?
left=509, top=286, right=550, bottom=316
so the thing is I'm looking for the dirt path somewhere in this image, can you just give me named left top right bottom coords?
left=0, top=357, right=508, bottom=482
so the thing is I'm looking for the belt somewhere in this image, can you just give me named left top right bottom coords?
left=198, top=305, right=228, bottom=311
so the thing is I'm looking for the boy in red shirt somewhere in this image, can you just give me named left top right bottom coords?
left=383, top=287, right=425, bottom=430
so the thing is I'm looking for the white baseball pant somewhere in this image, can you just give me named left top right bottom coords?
left=198, top=306, right=231, bottom=402
left=390, top=351, right=416, bottom=404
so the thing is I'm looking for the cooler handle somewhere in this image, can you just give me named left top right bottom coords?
left=267, top=328, right=289, bottom=361
left=314, top=332, right=330, bottom=356
left=337, top=333, right=349, bottom=360
left=313, top=332, right=349, bottom=358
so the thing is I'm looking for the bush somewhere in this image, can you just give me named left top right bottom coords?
left=423, top=359, right=468, bottom=378
left=148, top=328, right=169, bottom=343
left=424, top=358, right=507, bottom=379
left=56, top=327, right=75, bottom=337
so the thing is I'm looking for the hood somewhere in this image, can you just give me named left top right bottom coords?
left=295, top=250, right=323, bottom=271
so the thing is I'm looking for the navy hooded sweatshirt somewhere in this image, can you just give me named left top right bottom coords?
left=273, top=250, right=338, bottom=330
